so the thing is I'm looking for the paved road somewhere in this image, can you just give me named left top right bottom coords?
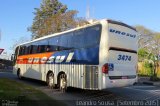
left=0, top=71, right=160, bottom=106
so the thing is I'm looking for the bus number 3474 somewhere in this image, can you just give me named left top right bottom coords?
left=117, top=55, right=131, bottom=61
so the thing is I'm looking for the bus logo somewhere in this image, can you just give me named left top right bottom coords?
left=109, top=28, right=136, bottom=38
left=27, top=52, right=74, bottom=64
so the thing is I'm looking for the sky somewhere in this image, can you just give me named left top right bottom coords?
left=0, top=0, right=160, bottom=59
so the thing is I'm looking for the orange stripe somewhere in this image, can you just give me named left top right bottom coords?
left=16, top=52, right=54, bottom=64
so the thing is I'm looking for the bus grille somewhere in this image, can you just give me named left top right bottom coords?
left=84, top=66, right=98, bottom=89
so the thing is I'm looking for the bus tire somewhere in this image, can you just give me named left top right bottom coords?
left=17, top=69, right=22, bottom=79
left=47, top=73, right=55, bottom=89
left=60, top=74, right=67, bottom=92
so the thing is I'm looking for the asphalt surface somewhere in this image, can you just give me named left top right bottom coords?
left=0, top=71, right=160, bottom=106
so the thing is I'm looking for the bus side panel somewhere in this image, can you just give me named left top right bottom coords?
left=62, top=64, right=84, bottom=88
left=46, top=46, right=100, bottom=89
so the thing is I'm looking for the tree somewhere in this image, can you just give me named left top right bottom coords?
left=135, top=25, right=160, bottom=80
left=151, top=33, right=160, bottom=80
left=138, top=48, right=149, bottom=61
left=135, top=25, right=153, bottom=49
left=28, top=0, right=87, bottom=39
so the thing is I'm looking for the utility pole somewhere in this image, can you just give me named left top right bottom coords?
left=86, top=0, right=91, bottom=20
left=86, top=5, right=90, bottom=21
left=86, top=1, right=96, bottom=23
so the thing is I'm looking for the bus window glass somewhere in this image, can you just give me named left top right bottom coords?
left=85, top=25, right=101, bottom=47
left=15, top=46, right=19, bottom=56
left=48, top=36, right=59, bottom=51
left=59, top=34, right=69, bottom=50
left=21, top=46, right=26, bottom=55
left=38, top=39, right=49, bottom=53
left=73, top=29, right=85, bottom=49
left=24, top=45, right=27, bottom=55
left=27, top=44, right=33, bottom=54
left=24, top=44, right=31, bottom=55
left=67, top=32, right=74, bottom=49
left=31, top=42, right=38, bottom=54
left=18, top=46, right=22, bottom=56
left=72, top=25, right=101, bottom=49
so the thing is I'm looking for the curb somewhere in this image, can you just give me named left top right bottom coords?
left=142, top=82, right=153, bottom=85
left=142, top=81, right=160, bottom=86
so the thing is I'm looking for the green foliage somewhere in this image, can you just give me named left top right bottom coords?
left=138, top=61, right=154, bottom=76
left=154, top=33, right=160, bottom=40
left=138, top=48, right=155, bottom=76
left=0, top=78, right=66, bottom=106
left=28, top=0, right=86, bottom=39
left=144, top=61, right=154, bottom=76
left=135, top=25, right=153, bottom=36
left=138, top=48, right=156, bottom=62
left=135, top=25, right=160, bottom=79
left=138, top=48, right=149, bottom=61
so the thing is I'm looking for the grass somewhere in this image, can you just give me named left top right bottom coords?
left=0, top=78, right=66, bottom=106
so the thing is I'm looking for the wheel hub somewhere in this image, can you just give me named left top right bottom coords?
left=49, top=76, right=54, bottom=86
left=60, top=78, right=66, bottom=89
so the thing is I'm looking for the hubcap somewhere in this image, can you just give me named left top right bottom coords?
left=60, top=78, right=66, bottom=89
left=49, top=76, right=54, bottom=87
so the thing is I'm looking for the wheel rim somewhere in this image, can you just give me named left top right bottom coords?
left=48, top=76, right=54, bottom=87
left=60, top=78, right=66, bottom=89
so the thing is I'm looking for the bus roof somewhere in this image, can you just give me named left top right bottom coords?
left=18, top=20, right=101, bottom=47
left=17, top=19, right=136, bottom=47
left=107, top=19, right=136, bottom=31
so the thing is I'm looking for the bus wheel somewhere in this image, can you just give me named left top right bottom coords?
left=47, top=73, right=55, bottom=89
left=17, top=69, right=22, bottom=79
left=60, top=74, right=67, bottom=92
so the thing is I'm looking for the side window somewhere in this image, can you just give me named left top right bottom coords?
left=85, top=25, right=101, bottom=47
left=67, top=32, right=74, bottom=49
left=12, top=46, right=19, bottom=65
left=28, top=45, right=32, bottom=54
left=31, top=42, right=38, bottom=54
left=59, top=34, right=69, bottom=50
left=38, top=40, right=49, bottom=53
left=15, top=46, right=19, bottom=56
left=48, top=37, right=59, bottom=52
left=46, top=44, right=51, bottom=52
left=73, top=29, right=85, bottom=49
left=24, top=44, right=30, bottom=55
left=21, top=46, right=26, bottom=55
left=19, top=46, right=22, bottom=56
left=24, top=45, right=28, bottom=55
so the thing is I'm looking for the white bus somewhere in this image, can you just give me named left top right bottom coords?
left=12, top=19, right=138, bottom=91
